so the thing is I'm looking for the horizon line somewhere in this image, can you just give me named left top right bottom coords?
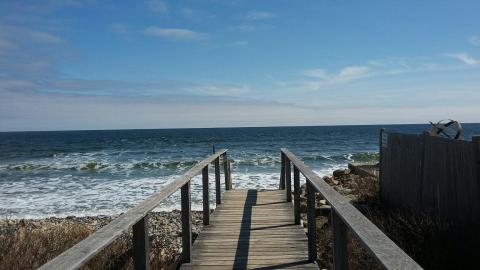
left=2, top=122, right=479, bottom=133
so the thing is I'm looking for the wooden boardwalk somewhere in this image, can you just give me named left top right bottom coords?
left=180, top=189, right=319, bottom=269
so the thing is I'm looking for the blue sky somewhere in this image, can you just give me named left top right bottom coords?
left=1, top=0, right=479, bottom=131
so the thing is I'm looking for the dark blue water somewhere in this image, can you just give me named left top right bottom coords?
left=1, top=124, right=479, bottom=218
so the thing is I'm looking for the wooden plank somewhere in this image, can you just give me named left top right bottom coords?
left=332, top=210, right=348, bottom=270
left=223, top=153, right=232, bottom=190
left=214, top=157, right=221, bottom=205
left=286, top=157, right=292, bottom=202
left=202, top=166, right=209, bottom=225
left=306, top=181, right=317, bottom=262
left=294, top=165, right=301, bottom=225
left=181, top=182, right=192, bottom=263
left=39, top=149, right=228, bottom=270
left=132, top=216, right=150, bottom=270
left=181, top=189, right=316, bottom=270
left=282, top=148, right=422, bottom=270
left=280, top=152, right=286, bottom=189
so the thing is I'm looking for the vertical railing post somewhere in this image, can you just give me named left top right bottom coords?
left=293, top=166, right=301, bottom=225
left=285, top=157, right=292, bottom=202
left=223, top=153, right=232, bottom=190
left=280, top=152, right=286, bottom=190
left=332, top=210, right=348, bottom=270
left=228, top=159, right=232, bottom=189
left=181, top=182, right=192, bottom=263
left=132, top=216, right=150, bottom=270
left=215, top=157, right=221, bottom=205
left=306, top=180, right=317, bottom=262
left=202, top=165, right=210, bottom=225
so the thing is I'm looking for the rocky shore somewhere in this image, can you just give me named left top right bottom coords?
left=0, top=211, right=204, bottom=270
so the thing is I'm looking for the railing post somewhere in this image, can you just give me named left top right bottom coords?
left=306, top=180, right=317, bottom=262
left=223, top=153, right=232, bottom=190
left=215, top=157, right=221, bottom=205
left=285, top=157, right=292, bottom=202
left=228, top=159, right=233, bottom=189
left=202, top=165, right=210, bottom=225
left=132, top=216, right=150, bottom=270
left=293, top=166, right=301, bottom=225
left=181, top=182, right=192, bottom=263
left=332, top=210, right=348, bottom=270
left=280, top=152, right=286, bottom=190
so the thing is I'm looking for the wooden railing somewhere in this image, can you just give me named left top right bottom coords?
left=39, top=149, right=232, bottom=270
left=280, top=148, right=422, bottom=270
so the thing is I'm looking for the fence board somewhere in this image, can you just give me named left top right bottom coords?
left=380, top=131, right=480, bottom=225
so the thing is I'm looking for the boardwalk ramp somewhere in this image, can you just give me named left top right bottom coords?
left=180, top=189, right=318, bottom=269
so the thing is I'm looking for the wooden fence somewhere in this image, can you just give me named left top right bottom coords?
left=39, top=149, right=232, bottom=270
left=380, top=129, right=480, bottom=225
left=281, top=149, right=422, bottom=270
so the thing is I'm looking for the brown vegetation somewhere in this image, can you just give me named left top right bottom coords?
left=307, top=168, right=480, bottom=270
left=0, top=211, right=203, bottom=270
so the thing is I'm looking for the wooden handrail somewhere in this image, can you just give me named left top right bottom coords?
left=39, top=149, right=229, bottom=270
left=281, top=148, right=422, bottom=270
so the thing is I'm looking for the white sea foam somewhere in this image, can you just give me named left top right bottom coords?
left=0, top=165, right=347, bottom=219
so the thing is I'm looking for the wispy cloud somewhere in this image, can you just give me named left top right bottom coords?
left=191, top=83, right=250, bottom=96
left=293, top=56, right=459, bottom=91
left=144, top=26, right=207, bottom=40
left=469, top=35, right=480, bottom=46
left=146, top=0, right=168, bottom=14
left=447, top=52, right=480, bottom=65
left=26, top=29, right=64, bottom=44
left=302, top=66, right=372, bottom=90
left=246, top=10, right=276, bottom=20
left=233, top=24, right=274, bottom=32
left=110, top=23, right=131, bottom=34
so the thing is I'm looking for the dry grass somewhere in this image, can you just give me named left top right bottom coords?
left=0, top=218, right=182, bottom=270
left=312, top=170, right=480, bottom=269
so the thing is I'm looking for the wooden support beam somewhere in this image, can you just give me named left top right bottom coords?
left=132, top=216, right=150, bottom=270
left=293, top=166, right=301, bottom=225
left=332, top=210, right=348, bottom=270
left=215, top=157, right=221, bottom=205
left=285, top=158, right=292, bottom=202
left=223, top=153, right=232, bottom=190
left=181, top=182, right=192, bottom=263
left=227, top=160, right=233, bottom=190
left=306, top=180, right=317, bottom=262
left=202, top=166, right=210, bottom=225
left=280, top=152, right=286, bottom=190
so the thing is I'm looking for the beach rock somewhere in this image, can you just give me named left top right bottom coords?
left=333, top=169, right=349, bottom=178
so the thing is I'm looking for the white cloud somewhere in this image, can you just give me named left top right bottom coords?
left=146, top=0, right=168, bottom=14
left=469, top=36, right=480, bottom=46
left=303, top=66, right=371, bottom=89
left=144, top=26, right=207, bottom=40
left=246, top=10, right=276, bottom=20
left=447, top=53, right=480, bottom=65
left=26, top=29, right=64, bottom=44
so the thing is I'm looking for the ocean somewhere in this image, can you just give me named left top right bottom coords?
left=1, top=124, right=480, bottom=219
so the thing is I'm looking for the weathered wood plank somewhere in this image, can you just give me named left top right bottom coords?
left=132, top=216, right=150, bottom=270
left=214, top=157, right=221, bottom=205
left=202, top=166, right=209, bottom=225
left=181, top=182, right=192, bottom=263
left=181, top=189, right=317, bottom=270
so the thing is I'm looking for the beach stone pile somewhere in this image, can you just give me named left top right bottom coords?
left=0, top=211, right=204, bottom=270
